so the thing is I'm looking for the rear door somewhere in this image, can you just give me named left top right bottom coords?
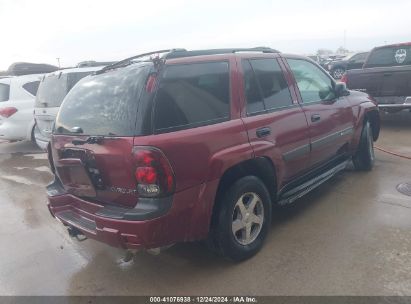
left=285, top=57, right=355, bottom=168
left=239, top=57, right=310, bottom=184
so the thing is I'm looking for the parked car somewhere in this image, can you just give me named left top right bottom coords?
left=328, top=52, right=369, bottom=79
left=6, top=62, right=58, bottom=76
left=34, top=66, right=108, bottom=150
left=0, top=74, right=43, bottom=142
left=342, top=42, right=411, bottom=112
left=46, top=48, right=380, bottom=261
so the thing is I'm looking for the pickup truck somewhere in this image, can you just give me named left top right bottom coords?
left=342, top=42, right=411, bottom=112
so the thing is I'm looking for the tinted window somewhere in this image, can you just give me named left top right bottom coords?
left=0, top=83, right=10, bottom=102
left=22, top=81, right=40, bottom=96
left=154, top=62, right=230, bottom=132
left=351, top=52, right=368, bottom=62
left=366, top=46, right=411, bottom=67
left=287, top=59, right=336, bottom=103
left=250, top=59, right=293, bottom=110
left=242, top=60, right=265, bottom=114
left=35, top=72, right=91, bottom=108
left=55, top=64, right=151, bottom=136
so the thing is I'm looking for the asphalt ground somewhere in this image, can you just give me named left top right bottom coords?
left=0, top=111, right=410, bottom=296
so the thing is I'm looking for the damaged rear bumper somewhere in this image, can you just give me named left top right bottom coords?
left=47, top=178, right=202, bottom=249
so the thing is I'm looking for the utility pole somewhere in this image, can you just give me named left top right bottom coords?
left=56, top=58, right=61, bottom=68
left=343, top=29, right=346, bottom=50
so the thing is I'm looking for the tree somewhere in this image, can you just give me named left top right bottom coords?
left=336, top=46, right=349, bottom=55
left=316, top=49, right=333, bottom=57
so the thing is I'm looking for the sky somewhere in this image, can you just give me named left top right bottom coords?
left=0, top=0, right=410, bottom=70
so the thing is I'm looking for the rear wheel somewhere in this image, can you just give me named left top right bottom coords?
left=209, top=176, right=272, bottom=261
left=353, top=121, right=375, bottom=171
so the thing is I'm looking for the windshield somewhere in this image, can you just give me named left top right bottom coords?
left=35, top=72, right=92, bottom=108
left=54, top=63, right=151, bottom=136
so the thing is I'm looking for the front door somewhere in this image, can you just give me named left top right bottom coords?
left=285, top=58, right=355, bottom=168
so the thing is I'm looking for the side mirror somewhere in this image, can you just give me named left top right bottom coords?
left=335, top=82, right=350, bottom=97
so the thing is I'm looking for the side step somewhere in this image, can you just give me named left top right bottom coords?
left=277, top=160, right=349, bottom=206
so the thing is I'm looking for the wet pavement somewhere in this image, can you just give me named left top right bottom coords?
left=0, top=112, right=410, bottom=296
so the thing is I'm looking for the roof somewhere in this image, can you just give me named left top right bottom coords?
left=165, top=47, right=279, bottom=59
left=44, top=65, right=107, bottom=78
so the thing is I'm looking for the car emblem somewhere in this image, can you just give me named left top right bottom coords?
left=395, top=49, right=407, bottom=64
left=43, top=110, right=46, bottom=113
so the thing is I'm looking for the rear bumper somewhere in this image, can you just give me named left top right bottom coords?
left=47, top=178, right=211, bottom=249
left=0, top=120, right=26, bottom=141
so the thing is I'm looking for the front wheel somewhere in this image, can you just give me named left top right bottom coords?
left=209, top=176, right=272, bottom=261
left=353, top=121, right=375, bottom=171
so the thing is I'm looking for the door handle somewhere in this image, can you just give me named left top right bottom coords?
left=383, top=73, right=392, bottom=77
left=256, top=127, right=271, bottom=138
left=311, top=114, right=321, bottom=122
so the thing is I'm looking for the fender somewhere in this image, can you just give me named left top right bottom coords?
left=351, top=99, right=379, bottom=152
left=187, top=142, right=254, bottom=240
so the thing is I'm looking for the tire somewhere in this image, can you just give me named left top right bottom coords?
left=209, top=176, right=272, bottom=262
left=331, top=67, right=345, bottom=79
left=353, top=121, right=375, bottom=171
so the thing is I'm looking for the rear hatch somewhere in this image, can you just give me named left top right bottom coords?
left=52, top=63, right=152, bottom=207
left=35, top=71, right=96, bottom=139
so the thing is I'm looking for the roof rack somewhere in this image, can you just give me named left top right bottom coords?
left=95, top=49, right=187, bottom=74
left=94, top=47, right=279, bottom=74
left=165, top=47, right=280, bottom=59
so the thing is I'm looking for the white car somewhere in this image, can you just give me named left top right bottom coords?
left=0, top=74, right=43, bottom=142
left=34, top=66, right=106, bottom=150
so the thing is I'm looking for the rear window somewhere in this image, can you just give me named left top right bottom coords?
left=35, top=72, right=91, bottom=108
left=55, top=64, right=151, bottom=136
left=153, top=61, right=230, bottom=132
left=366, top=46, right=411, bottom=68
left=22, top=81, right=40, bottom=96
left=0, top=83, right=10, bottom=102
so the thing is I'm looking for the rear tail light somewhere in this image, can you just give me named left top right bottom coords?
left=132, top=146, right=175, bottom=198
left=0, top=107, right=18, bottom=118
left=340, top=73, right=347, bottom=84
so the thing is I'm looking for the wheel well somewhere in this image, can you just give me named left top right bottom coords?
left=209, top=157, right=277, bottom=229
left=365, top=110, right=380, bottom=141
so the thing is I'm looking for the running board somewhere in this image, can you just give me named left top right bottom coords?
left=277, top=160, right=349, bottom=206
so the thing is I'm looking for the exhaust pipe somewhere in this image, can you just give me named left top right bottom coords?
left=67, top=226, right=87, bottom=241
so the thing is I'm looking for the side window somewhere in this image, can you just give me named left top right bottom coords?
left=249, top=59, right=293, bottom=110
left=287, top=59, right=336, bottom=103
left=366, top=47, right=411, bottom=67
left=0, top=83, right=10, bottom=102
left=154, top=61, right=230, bottom=132
left=22, top=81, right=40, bottom=96
left=242, top=60, right=265, bottom=114
left=353, top=53, right=367, bottom=62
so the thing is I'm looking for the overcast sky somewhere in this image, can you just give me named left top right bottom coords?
left=1, top=0, right=410, bottom=70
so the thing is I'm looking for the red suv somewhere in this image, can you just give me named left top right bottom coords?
left=47, top=48, right=380, bottom=261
